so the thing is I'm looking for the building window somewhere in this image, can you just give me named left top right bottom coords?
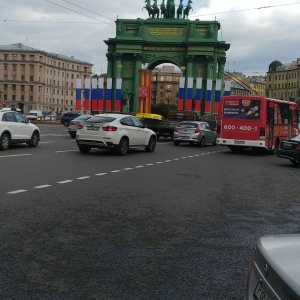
left=4, top=65, right=8, bottom=70
left=22, top=55, right=26, bottom=61
left=21, top=85, right=25, bottom=91
left=4, top=54, right=8, bottom=60
left=13, top=54, right=17, bottom=60
left=21, top=64, right=25, bottom=71
left=13, top=64, right=17, bottom=71
left=30, top=55, right=34, bottom=61
left=30, top=76, right=34, bottom=82
left=12, top=85, right=16, bottom=91
left=21, top=95, right=25, bottom=101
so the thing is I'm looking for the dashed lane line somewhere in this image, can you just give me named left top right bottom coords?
left=7, top=190, right=27, bottom=195
left=6, top=150, right=226, bottom=195
left=55, top=150, right=78, bottom=153
left=0, top=154, right=32, bottom=158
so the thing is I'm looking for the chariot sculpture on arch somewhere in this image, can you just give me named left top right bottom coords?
left=143, top=0, right=193, bottom=19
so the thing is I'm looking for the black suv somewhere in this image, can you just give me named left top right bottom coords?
left=61, top=112, right=81, bottom=127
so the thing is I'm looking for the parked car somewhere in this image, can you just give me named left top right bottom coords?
left=276, top=134, right=300, bottom=167
left=247, top=234, right=300, bottom=300
left=173, top=121, right=217, bottom=146
left=76, top=113, right=157, bottom=156
left=0, top=110, right=40, bottom=150
left=68, top=115, right=92, bottom=138
left=61, top=112, right=81, bottom=127
left=26, top=110, right=43, bottom=120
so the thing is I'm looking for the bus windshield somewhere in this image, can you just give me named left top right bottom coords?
left=222, top=99, right=261, bottom=120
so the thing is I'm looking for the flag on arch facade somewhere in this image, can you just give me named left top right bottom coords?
left=106, top=78, right=112, bottom=111
left=75, top=78, right=81, bottom=111
left=194, top=77, right=202, bottom=111
left=214, top=79, right=222, bottom=114
left=84, top=78, right=90, bottom=110
left=205, top=79, right=213, bottom=113
left=177, top=77, right=185, bottom=110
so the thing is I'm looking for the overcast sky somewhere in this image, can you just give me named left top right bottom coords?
left=1, top=0, right=300, bottom=76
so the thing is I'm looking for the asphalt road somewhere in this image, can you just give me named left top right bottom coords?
left=0, top=124, right=300, bottom=300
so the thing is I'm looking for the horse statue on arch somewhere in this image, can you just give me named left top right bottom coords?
left=177, top=0, right=183, bottom=18
left=160, top=0, right=166, bottom=18
left=183, top=0, right=193, bottom=19
left=144, top=0, right=160, bottom=18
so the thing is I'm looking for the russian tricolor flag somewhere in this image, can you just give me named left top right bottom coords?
left=84, top=78, right=90, bottom=111
left=115, top=78, right=122, bottom=112
left=98, top=77, right=104, bottom=111
left=186, top=77, right=193, bottom=111
left=195, top=77, right=202, bottom=111
left=76, top=78, right=81, bottom=111
left=214, top=79, right=222, bottom=114
left=177, top=77, right=185, bottom=110
left=106, top=78, right=112, bottom=111
left=224, top=80, right=231, bottom=96
left=91, top=78, right=98, bottom=111
left=205, top=79, right=213, bottom=114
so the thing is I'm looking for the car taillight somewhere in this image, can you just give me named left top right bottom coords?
left=174, top=126, right=179, bottom=133
left=102, top=126, right=117, bottom=132
left=194, top=125, right=200, bottom=133
left=259, top=127, right=265, bottom=136
left=77, top=124, right=84, bottom=130
left=69, top=121, right=74, bottom=126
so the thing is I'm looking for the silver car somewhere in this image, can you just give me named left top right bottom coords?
left=247, top=234, right=300, bottom=300
left=173, top=121, right=217, bottom=147
left=68, top=115, right=92, bottom=138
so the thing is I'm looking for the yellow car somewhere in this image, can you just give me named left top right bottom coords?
left=135, top=113, right=165, bottom=120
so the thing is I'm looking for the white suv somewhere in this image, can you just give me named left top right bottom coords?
left=0, top=110, right=40, bottom=151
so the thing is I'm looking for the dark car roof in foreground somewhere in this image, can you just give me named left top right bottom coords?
left=258, top=234, right=300, bottom=294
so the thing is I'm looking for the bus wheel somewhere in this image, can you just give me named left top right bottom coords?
left=290, top=159, right=300, bottom=167
left=228, top=146, right=245, bottom=153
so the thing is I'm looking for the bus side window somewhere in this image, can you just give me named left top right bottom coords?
left=267, top=107, right=274, bottom=125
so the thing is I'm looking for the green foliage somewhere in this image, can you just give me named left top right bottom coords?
left=151, top=103, right=176, bottom=119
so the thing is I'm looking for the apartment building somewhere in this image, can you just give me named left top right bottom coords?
left=0, top=43, right=93, bottom=115
left=151, top=65, right=181, bottom=106
left=266, top=59, right=300, bottom=105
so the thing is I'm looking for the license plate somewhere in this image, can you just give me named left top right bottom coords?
left=254, top=283, right=271, bottom=300
left=234, top=140, right=245, bottom=145
left=87, top=126, right=99, bottom=131
left=179, top=136, right=189, bottom=139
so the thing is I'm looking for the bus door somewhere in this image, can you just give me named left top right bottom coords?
left=267, top=102, right=274, bottom=148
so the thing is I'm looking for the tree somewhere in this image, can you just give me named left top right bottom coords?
left=151, top=102, right=176, bottom=119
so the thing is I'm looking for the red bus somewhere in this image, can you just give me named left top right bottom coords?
left=217, top=96, right=299, bottom=153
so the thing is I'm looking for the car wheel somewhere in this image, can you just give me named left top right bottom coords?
left=0, top=133, right=10, bottom=151
left=28, top=132, right=39, bottom=147
left=174, top=141, right=180, bottom=146
left=212, top=138, right=217, bottom=146
left=145, top=136, right=156, bottom=152
left=199, top=137, right=205, bottom=147
left=63, top=121, right=69, bottom=127
left=78, top=145, right=91, bottom=153
left=290, top=159, right=300, bottom=167
left=116, top=137, right=129, bottom=156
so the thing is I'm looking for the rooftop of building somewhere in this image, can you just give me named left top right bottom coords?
left=0, top=43, right=93, bottom=65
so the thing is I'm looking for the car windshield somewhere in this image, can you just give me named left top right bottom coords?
left=291, top=134, right=300, bottom=141
left=86, top=116, right=116, bottom=123
left=74, top=115, right=90, bottom=121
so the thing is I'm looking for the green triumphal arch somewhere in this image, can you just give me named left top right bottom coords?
left=104, top=1, right=230, bottom=115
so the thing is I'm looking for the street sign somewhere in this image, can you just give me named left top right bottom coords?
left=138, top=86, right=148, bottom=98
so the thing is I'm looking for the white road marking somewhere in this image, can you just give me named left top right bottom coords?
left=7, top=190, right=27, bottom=194
left=58, top=180, right=73, bottom=184
left=0, top=154, right=32, bottom=158
left=39, top=141, right=55, bottom=144
left=34, top=185, right=52, bottom=189
left=55, top=150, right=78, bottom=153
left=6, top=150, right=225, bottom=195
